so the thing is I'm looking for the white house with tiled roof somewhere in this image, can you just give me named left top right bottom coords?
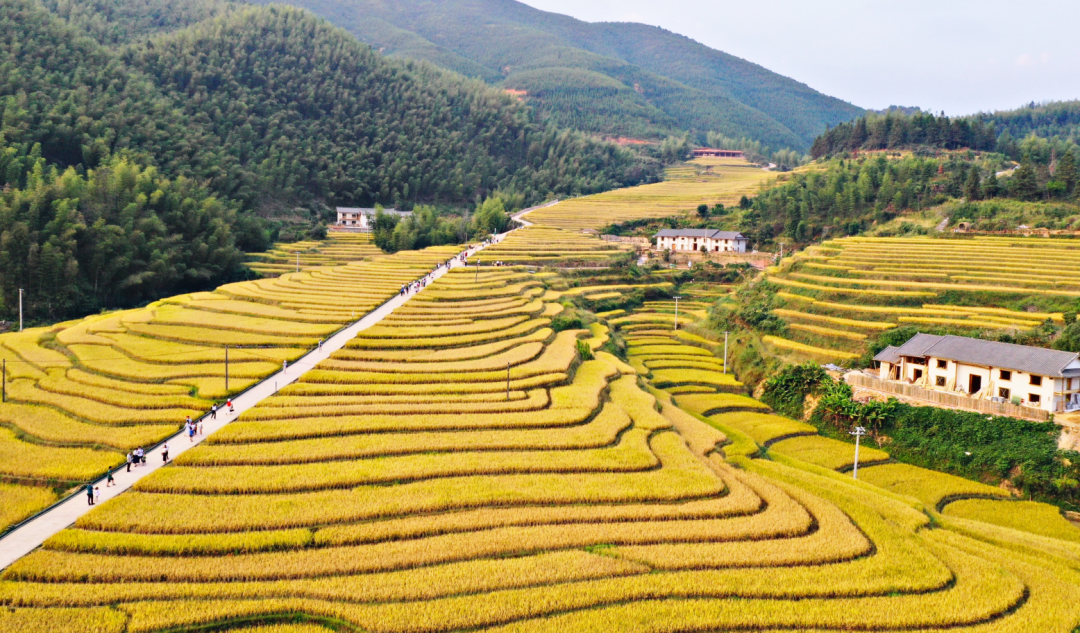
left=875, top=333, right=1080, bottom=414
left=654, top=229, right=748, bottom=253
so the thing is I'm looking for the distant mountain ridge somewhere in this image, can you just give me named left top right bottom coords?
left=246, top=0, right=866, bottom=150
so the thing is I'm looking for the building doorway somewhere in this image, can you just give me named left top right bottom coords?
left=969, top=374, right=983, bottom=395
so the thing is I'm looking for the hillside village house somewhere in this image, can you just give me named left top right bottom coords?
left=692, top=149, right=745, bottom=158
left=655, top=229, right=749, bottom=253
left=875, top=333, right=1080, bottom=414
left=336, top=207, right=412, bottom=231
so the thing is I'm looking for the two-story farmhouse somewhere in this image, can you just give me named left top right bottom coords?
left=336, top=207, right=412, bottom=231
left=875, top=333, right=1080, bottom=414
left=654, top=229, right=749, bottom=253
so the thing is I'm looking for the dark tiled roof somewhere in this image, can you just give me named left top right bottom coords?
left=654, top=229, right=746, bottom=239
left=873, top=346, right=902, bottom=364
left=895, top=333, right=1080, bottom=378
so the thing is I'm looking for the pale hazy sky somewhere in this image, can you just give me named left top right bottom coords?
left=519, top=0, right=1080, bottom=115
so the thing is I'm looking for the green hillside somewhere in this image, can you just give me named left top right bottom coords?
left=244, top=0, right=865, bottom=150
left=0, top=0, right=652, bottom=322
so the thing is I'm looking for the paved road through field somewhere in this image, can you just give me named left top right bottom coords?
left=0, top=239, right=499, bottom=571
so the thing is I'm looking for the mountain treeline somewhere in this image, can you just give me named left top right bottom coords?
left=810, top=102, right=1080, bottom=162
left=0, top=0, right=655, bottom=322
left=0, top=136, right=242, bottom=320
left=239, top=0, right=865, bottom=150
left=810, top=112, right=999, bottom=157
left=738, top=153, right=1079, bottom=247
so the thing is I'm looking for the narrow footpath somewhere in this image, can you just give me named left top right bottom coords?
left=0, top=240, right=496, bottom=571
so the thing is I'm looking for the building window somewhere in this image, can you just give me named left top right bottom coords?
left=1030, top=375, right=1042, bottom=386
left=935, top=376, right=947, bottom=387
left=999, top=387, right=1010, bottom=399
left=999, top=370, right=1011, bottom=381
left=1029, top=394, right=1041, bottom=404
left=937, top=360, right=947, bottom=369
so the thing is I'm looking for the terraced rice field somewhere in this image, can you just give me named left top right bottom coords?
left=247, top=233, right=383, bottom=276
left=3, top=259, right=1080, bottom=631
left=765, top=235, right=1078, bottom=358
left=475, top=226, right=632, bottom=266
left=526, top=158, right=779, bottom=231
left=0, top=246, right=460, bottom=532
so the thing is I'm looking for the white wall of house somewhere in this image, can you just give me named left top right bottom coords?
left=655, top=236, right=748, bottom=253
left=891, top=357, right=1066, bottom=413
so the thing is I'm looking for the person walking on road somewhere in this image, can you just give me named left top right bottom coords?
left=162, top=442, right=170, bottom=463
left=135, top=447, right=144, bottom=466
left=126, top=452, right=133, bottom=473
left=106, top=471, right=115, bottom=487
left=93, top=486, right=101, bottom=505
left=188, top=420, right=196, bottom=442
left=86, top=483, right=94, bottom=506
left=211, top=404, right=217, bottom=420
left=318, top=339, right=323, bottom=352
left=283, top=359, right=288, bottom=374
left=227, top=399, right=234, bottom=414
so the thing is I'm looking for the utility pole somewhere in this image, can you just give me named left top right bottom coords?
left=224, top=346, right=229, bottom=392
left=19, top=289, right=23, bottom=332
left=850, top=426, right=867, bottom=479
left=723, top=331, right=730, bottom=374
left=672, top=296, right=682, bottom=331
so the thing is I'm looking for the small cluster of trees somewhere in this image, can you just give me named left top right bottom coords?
left=371, top=197, right=512, bottom=254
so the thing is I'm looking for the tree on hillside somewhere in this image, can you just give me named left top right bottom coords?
left=964, top=166, right=982, bottom=201
left=1055, top=151, right=1077, bottom=196
left=474, top=197, right=510, bottom=235
left=1010, top=159, right=1039, bottom=201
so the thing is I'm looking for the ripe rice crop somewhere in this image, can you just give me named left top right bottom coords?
left=772, top=309, right=895, bottom=330
left=194, top=403, right=633, bottom=465
left=649, top=368, right=742, bottom=390
left=0, top=428, right=120, bottom=480
left=334, top=328, right=553, bottom=362
left=673, top=393, right=770, bottom=416
left=896, top=316, right=1036, bottom=329
left=708, top=411, right=817, bottom=445
left=855, top=462, right=1009, bottom=509
left=761, top=335, right=860, bottom=360
left=942, top=498, right=1080, bottom=542
left=0, top=402, right=175, bottom=449
left=5, top=232, right=1080, bottom=631
left=787, top=322, right=868, bottom=341
left=345, top=318, right=550, bottom=349
left=138, top=429, right=658, bottom=494
left=770, top=276, right=937, bottom=297
left=0, top=483, right=57, bottom=531
left=768, top=435, right=890, bottom=471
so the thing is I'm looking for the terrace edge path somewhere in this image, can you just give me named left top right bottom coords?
left=0, top=241, right=495, bottom=571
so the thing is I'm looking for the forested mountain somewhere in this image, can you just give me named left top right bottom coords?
left=240, top=0, right=865, bottom=150
left=1, top=0, right=653, bottom=322
left=977, top=101, right=1080, bottom=143
left=811, top=102, right=1080, bottom=162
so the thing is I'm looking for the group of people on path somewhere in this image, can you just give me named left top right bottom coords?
left=86, top=399, right=237, bottom=506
